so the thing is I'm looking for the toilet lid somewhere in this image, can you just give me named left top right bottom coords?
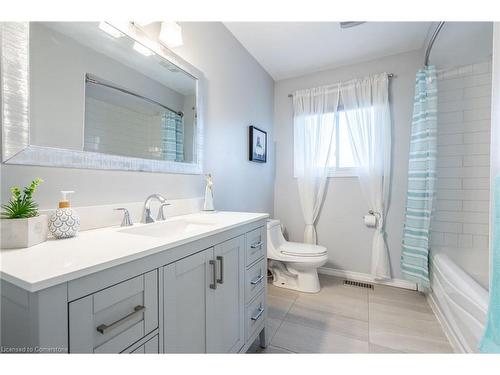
left=279, top=242, right=327, bottom=257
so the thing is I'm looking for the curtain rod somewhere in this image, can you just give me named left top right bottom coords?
left=424, top=22, right=445, bottom=66
left=287, top=73, right=394, bottom=98
left=85, top=75, right=184, bottom=117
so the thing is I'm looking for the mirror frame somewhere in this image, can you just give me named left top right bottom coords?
left=1, top=22, right=204, bottom=174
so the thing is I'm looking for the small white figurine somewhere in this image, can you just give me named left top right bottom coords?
left=203, top=173, right=215, bottom=211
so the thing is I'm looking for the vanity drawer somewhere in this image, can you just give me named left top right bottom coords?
left=245, top=258, right=267, bottom=303
left=245, top=226, right=266, bottom=267
left=129, top=334, right=159, bottom=354
left=245, top=290, right=266, bottom=341
left=69, top=270, right=158, bottom=353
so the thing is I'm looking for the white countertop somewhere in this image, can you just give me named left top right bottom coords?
left=0, top=211, right=268, bottom=292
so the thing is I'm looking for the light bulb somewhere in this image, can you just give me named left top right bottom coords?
left=159, top=22, right=183, bottom=48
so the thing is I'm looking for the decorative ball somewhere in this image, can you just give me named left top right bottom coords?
left=49, top=208, right=80, bottom=239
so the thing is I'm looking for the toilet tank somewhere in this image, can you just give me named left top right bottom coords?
left=267, top=219, right=285, bottom=252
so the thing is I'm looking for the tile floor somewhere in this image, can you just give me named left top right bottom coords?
left=250, top=274, right=453, bottom=353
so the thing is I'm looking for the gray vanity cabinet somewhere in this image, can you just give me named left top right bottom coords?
left=206, top=235, right=245, bottom=353
left=128, top=335, right=159, bottom=354
left=68, top=270, right=159, bottom=353
left=163, top=248, right=213, bottom=353
left=163, top=235, right=245, bottom=353
left=0, top=218, right=267, bottom=354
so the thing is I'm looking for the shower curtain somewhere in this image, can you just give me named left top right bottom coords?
left=480, top=176, right=500, bottom=352
left=401, top=66, right=437, bottom=289
left=162, top=111, right=184, bottom=162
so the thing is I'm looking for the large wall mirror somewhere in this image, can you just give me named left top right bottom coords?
left=1, top=22, right=204, bottom=174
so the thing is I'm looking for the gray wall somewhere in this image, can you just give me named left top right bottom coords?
left=273, top=49, right=422, bottom=279
left=1, top=22, right=275, bottom=215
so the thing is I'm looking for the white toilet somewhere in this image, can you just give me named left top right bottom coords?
left=267, top=219, right=328, bottom=293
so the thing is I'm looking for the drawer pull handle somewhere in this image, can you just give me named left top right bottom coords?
left=209, top=260, right=217, bottom=289
left=251, top=307, right=265, bottom=321
left=250, top=274, right=265, bottom=285
left=251, top=241, right=263, bottom=249
left=96, top=305, right=145, bottom=335
left=216, top=256, right=224, bottom=284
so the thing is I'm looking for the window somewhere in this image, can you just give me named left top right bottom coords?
left=327, top=110, right=358, bottom=176
left=293, top=105, right=376, bottom=178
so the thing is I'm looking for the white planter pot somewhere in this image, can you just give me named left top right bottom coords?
left=0, top=215, right=48, bottom=249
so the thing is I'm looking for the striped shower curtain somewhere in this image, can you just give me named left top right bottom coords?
left=162, top=111, right=184, bottom=162
left=401, top=66, right=437, bottom=289
left=480, top=176, right=500, bottom=352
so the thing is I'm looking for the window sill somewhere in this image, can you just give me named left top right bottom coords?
left=293, top=169, right=359, bottom=178
left=328, top=174, right=358, bottom=178
left=327, top=168, right=358, bottom=178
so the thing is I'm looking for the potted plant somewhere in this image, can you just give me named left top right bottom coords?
left=1, top=178, right=48, bottom=249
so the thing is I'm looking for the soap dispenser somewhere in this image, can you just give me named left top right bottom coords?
left=49, top=191, right=81, bottom=239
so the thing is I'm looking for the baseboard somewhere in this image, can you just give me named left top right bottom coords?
left=426, top=292, right=464, bottom=353
left=318, top=267, right=417, bottom=290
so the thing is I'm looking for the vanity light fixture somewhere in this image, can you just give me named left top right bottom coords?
left=133, top=41, right=154, bottom=56
left=98, top=22, right=124, bottom=38
left=159, top=22, right=183, bottom=48
left=339, top=21, right=366, bottom=29
left=134, top=21, right=155, bottom=28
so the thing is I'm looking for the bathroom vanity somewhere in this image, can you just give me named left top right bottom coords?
left=0, top=212, right=268, bottom=353
left=0, top=23, right=268, bottom=353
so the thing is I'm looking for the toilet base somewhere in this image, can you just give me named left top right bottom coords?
left=268, top=260, right=321, bottom=293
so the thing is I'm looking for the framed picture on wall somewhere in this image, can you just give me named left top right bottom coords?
left=249, top=125, right=267, bottom=163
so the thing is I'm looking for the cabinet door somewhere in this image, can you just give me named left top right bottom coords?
left=163, top=247, right=213, bottom=353
left=206, top=235, right=245, bottom=353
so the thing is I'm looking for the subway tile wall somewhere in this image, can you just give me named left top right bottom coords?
left=431, top=59, right=492, bottom=289
left=84, top=97, right=164, bottom=160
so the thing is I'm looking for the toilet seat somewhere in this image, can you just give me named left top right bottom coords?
left=280, top=242, right=327, bottom=258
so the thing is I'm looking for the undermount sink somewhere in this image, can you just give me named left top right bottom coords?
left=119, top=218, right=216, bottom=238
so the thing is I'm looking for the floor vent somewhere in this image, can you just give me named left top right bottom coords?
left=343, top=280, right=374, bottom=289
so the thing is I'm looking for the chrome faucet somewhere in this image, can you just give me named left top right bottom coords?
left=115, top=208, right=133, bottom=227
left=141, top=194, right=170, bottom=224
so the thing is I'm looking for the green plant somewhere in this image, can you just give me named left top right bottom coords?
left=1, top=178, right=43, bottom=219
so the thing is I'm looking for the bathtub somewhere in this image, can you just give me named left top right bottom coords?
left=427, top=253, right=489, bottom=353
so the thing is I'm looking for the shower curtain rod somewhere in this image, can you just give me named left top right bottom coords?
left=424, top=21, right=445, bottom=67
left=85, top=75, right=184, bottom=117
left=287, top=73, right=394, bottom=98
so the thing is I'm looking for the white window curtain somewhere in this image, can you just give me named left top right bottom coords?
left=341, top=73, right=392, bottom=280
left=293, top=86, right=340, bottom=244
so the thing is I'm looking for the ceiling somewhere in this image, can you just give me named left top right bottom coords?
left=428, top=22, right=493, bottom=68
left=224, top=22, right=433, bottom=81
